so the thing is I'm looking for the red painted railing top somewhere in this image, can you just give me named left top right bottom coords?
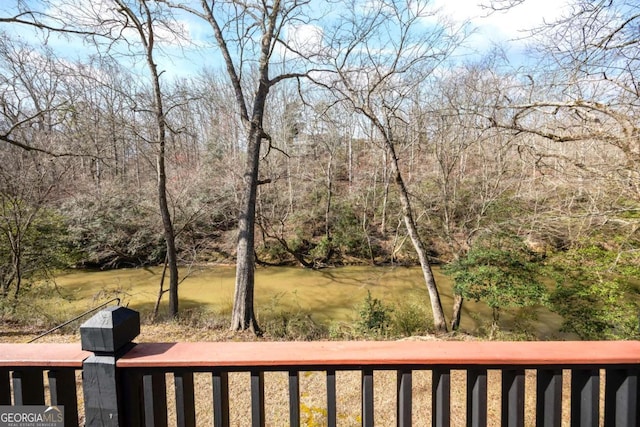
left=116, top=340, right=640, bottom=368
left=0, top=343, right=89, bottom=367
left=1, top=341, right=639, bottom=369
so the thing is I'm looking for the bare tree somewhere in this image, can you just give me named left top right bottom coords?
left=416, top=60, right=525, bottom=330
left=310, top=0, right=466, bottom=332
left=0, top=150, right=68, bottom=299
left=169, top=0, right=313, bottom=333
left=1, top=1, right=187, bottom=317
left=0, top=33, right=80, bottom=157
left=488, top=0, right=640, bottom=194
left=0, top=34, right=77, bottom=298
left=107, top=0, right=183, bottom=317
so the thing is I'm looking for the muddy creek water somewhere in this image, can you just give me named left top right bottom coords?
left=55, top=265, right=566, bottom=338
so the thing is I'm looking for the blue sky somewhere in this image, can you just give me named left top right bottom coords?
left=0, top=0, right=572, bottom=78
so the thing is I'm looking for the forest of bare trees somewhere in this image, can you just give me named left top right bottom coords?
left=0, top=0, right=638, bottom=338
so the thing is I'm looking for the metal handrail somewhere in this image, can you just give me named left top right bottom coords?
left=27, top=297, right=121, bottom=343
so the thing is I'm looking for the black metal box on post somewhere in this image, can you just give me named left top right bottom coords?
left=80, top=306, right=140, bottom=427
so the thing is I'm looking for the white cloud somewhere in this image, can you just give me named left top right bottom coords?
left=431, top=0, right=572, bottom=52
left=287, top=24, right=325, bottom=57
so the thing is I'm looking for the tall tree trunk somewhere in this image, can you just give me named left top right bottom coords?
left=152, top=256, right=169, bottom=321
left=11, top=250, right=21, bottom=300
left=231, top=126, right=262, bottom=333
left=197, top=0, right=284, bottom=334
left=325, top=151, right=333, bottom=241
left=157, top=147, right=179, bottom=317
left=138, top=0, right=180, bottom=318
left=387, top=143, right=448, bottom=333
left=380, top=148, right=390, bottom=234
left=347, top=136, right=353, bottom=186
left=451, top=294, right=464, bottom=331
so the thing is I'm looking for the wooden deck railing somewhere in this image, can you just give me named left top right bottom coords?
left=0, top=306, right=639, bottom=426
left=0, top=343, right=89, bottom=426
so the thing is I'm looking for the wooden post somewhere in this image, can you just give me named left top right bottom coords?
left=80, top=306, right=140, bottom=427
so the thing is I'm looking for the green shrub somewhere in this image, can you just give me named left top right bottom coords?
left=356, top=290, right=393, bottom=337
left=258, top=241, right=290, bottom=263
left=546, top=245, right=639, bottom=340
left=331, top=202, right=372, bottom=259
left=444, top=234, right=547, bottom=331
left=0, top=204, right=78, bottom=299
left=391, top=300, right=433, bottom=337
left=309, top=236, right=335, bottom=264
